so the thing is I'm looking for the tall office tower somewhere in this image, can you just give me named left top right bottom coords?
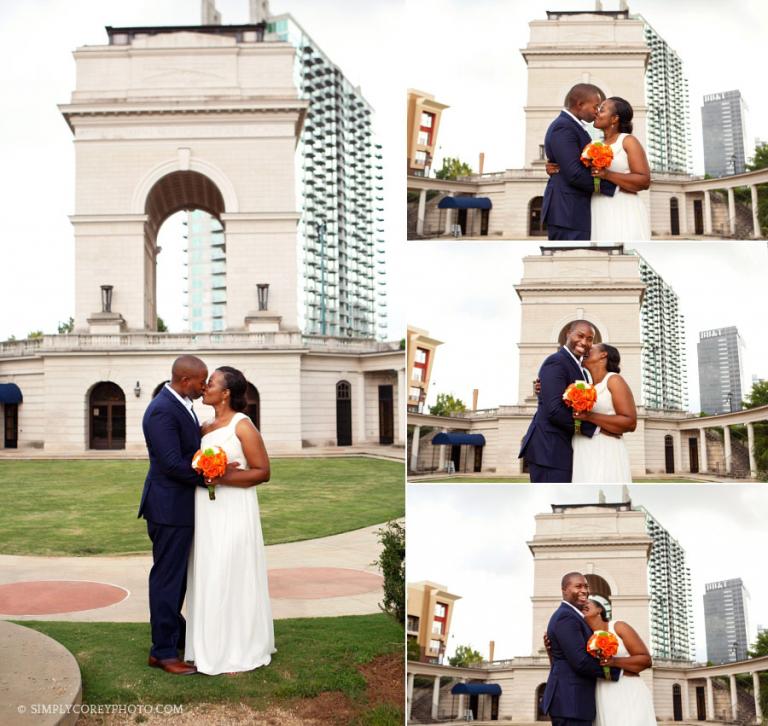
left=697, top=326, right=747, bottom=414
left=704, top=578, right=752, bottom=663
left=638, top=506, right=695, bottom=661
left=639, top=17, right=692, bottom=174
left=701, top=90, right=749, bottom=177
left=633, top=252, right=687, bottom=410
left=267, top=13, right=387, bottom=339
left=183, top=210, right=226, bottom=333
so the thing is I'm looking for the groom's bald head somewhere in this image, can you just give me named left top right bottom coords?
left=565, top=83, right=605, bottom=122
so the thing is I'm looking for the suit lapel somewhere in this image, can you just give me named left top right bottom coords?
left=160, top=387, right=199, bottom=437
left=559, top=347, right=586, bottom=382
left=559, top=110, right=591, bottom=146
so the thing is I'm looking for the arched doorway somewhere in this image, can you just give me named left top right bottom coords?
left=557, top=321, right=603, bottom=347
left=529, top=196, right=547, bottom=236
left=336, top=380, right=352, bottom=446
left=146, top=170, right=227, bottom=332
left=245, top=383, right=260, bottom=431
left=89, top=382, right=126, bottom=450
left=665, top=434, right=675, bottom=473
left=535, top=683, right=548, bottom=721
left=672, top=683, right=683, bottom=721
left=670, top=197, right=680, bottom=236
left=585, top=574, right=612, bottom=618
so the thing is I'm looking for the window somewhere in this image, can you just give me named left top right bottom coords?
left=407, top=615, right=420, bottom=633
left=418, top=130, right=430, bottom=145
left=415, top=150, right=427, bottom=165
left=412, top=367, right=423, bottom=382
left=409, top=386, right=422, bottom=400
left=429, top=639, right=441, bottom=653
left=413, top=347, right=429, bottom=384
left=433, top=601, right=448, bottom=636
left=420, top=111, right=434, bottom=128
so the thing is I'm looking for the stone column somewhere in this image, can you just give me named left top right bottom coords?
left=397, top=367, right=407, bottom=446
left=724, top=425, right=732, bottom=475
left=457, top=678, right=466, bottom=720
left=354, top=372, right=366, bottom=445
left=706, top=676, right=715, bottom=721
left=747, top=422, right=758, bottom=479
left=704, top=190, right=713, bottom=235
left=438, top=427, right=448, bottom=471
left=674, top=430, right=683, bottom=475
left=443, top=194, right=453, bottom=235
left=417, top=189, right=427, bottom=237
left=431, top=675, right=441, bottom=720
left=682, top=681, right=691, bottom=720
left=728, top=187, right=736, bottom=236
left=679, top=194, right=689, bottom=236
left=730, top=674, right=738, bottom=720
left=407, top=672, right=415, bottom=721
left=753, top=671, right=763, bottom=723
left=699, top=428, right=708, bottom=473
left=410, top=425, right=421, bottom=472
left=751, top=185, right=761, bottom=238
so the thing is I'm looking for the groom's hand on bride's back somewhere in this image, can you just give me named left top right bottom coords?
left=545, top=161, right=560, bottom=176
left=533, top=378, right=542, bottom=396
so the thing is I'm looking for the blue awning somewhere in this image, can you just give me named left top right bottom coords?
left=0, top=383, right=22, bottom=404
left=451, top=683, right=502, bottom=696
left=432, top=432, right=486, bottom=446
left=438, top=196, right=492, bottom=210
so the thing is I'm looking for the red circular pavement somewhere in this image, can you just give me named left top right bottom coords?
left=267, top=567, right=382, bottom=599
left=0, top=580, right=128, bottom=616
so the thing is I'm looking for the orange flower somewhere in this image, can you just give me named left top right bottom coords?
left=562, top=382, right=598, bottom=414
left=587, top=630, right=620, bottom=660
left=192, top=446, right=228, bottom=500
left=581, top=141, right=614, bottom=192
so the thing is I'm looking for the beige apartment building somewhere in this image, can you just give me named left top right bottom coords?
left=406, top=90, right=449, bottom=177
left=407, top=581, right=461, bottom=664
left=406, top=326, right=443, bottom=414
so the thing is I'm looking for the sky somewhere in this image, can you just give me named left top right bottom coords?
left=0, top=0, right=405, bottom=339
left=406, top=0, right=768, bottom=176
left=405, top=241, right=768, bottom=414
left=407, top=484, right=768, bottom=663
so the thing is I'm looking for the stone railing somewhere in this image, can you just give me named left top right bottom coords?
left=0, top=333, right=401, bottom=357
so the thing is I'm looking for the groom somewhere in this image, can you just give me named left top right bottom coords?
left=518, top=320, right=597, bottom=482
left=138, top=355, right=208, bottom=675
left=542, top=83, right=616, bottom=240
left=542, top=572, right=621, bottom=725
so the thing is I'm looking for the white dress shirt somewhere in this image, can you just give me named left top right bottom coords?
left=562, top=600, right=585, bottom=618
left=164, top=382, right=197, bottom=422
left=562, top=107, right=589, bottom=131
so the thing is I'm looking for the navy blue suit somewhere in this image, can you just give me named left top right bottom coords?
left=138, top=386, right=203, bottom=660
left=542, top=111, right=616, bottom=240
left=543, top=603, right=621, bottom=724
left=519, top=347, right=596, bottom=483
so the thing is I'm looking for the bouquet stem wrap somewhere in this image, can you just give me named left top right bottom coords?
left=191, top=446, right=228, bottom=501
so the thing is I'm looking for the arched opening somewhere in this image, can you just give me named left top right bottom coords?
left=145, top=171, right=227, bottom=333
left=670, top=197, right=680, bottom=236
left=557, top=321, right=603, bottom=347
left=89, top=382, right=126, bottom=450
left=245, top=383, right=261, bottom=431
left=336, top=380, right=352, bottom=446
left=585, top=574, right=612, bottom=619
left=535, top=683, right=548, bottom=721
left=672, top=683, right=683, bottom=721
left=529, top=196, right=547, bottom=237
left=665, top=434, right=675, bottom=473
left=152, top=381, right=170, bottom=399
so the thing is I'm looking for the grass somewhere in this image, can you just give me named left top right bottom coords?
left=0, top=458, right=404, bottom=556
left=20, top=614, right=403, bottom=722
left=411, top=476, right=703, bottom=483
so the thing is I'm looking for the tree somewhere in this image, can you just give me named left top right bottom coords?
left=57, top=317, right=74, bottom=334
left=372, top=520, right=405, bottom=623
left=448, top=644, right=483, bottom=668
left=429, top=393, right=467, bottom=417
left=746, top=142, right=768, bottom=237
left=742, top=380, right=768, bottom=478
left=26, top=330, right=43, bottom=339
left=407, top=637, right=421, bottom=662
left=748, top=630, right=768, bottom=716
left=435, top=157, right=473, bottom=180
left=743, top=379, right=768, bottom=408
left=156, top=317, right=168, bottom=332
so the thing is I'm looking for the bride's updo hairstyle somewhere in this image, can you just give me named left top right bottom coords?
left=608, top=96, right=633, bottom=134
left=216, top=366, right=248, bottom=412
left=598, top=344, right=622, bottom=374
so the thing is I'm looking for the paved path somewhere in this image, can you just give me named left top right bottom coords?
left=0, top=523, right=391, bottom=622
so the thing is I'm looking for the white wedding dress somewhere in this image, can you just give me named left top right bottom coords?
left=571, top=372, right=632, bottom=483
left=591, top=133, right=651, bottom=240
left=594, top=621, right=657, bottom=726
left=185, top=412, right=275, bottom=674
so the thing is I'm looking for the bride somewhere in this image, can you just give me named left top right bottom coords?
left=185, top=366, right=275, bottom=675
left=571, top=343, right=636, bottom=483
left=582, top=598, right=657, bottom=726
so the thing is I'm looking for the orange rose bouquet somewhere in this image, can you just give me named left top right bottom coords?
left=581, top=140, right=614, bottom=192
left=586, top=630, right=620, bottom=680
left=562, top=381, right=598, bottom=433
left=192, top=446, right=228, bottom=501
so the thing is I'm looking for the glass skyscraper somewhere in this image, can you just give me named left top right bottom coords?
left=267, top=14, right=387, bottom=339
left=183, top=210, right=226, bottom=333
left=701, top=90, right=749, bottom=178
left=697, top=326, right=747, bottom=414
left=704, top=578, right=752, bottom=663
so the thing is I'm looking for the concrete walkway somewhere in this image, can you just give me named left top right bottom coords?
left=0, top=523, right=391, bottom=622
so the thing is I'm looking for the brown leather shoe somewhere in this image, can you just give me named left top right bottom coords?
left=148, top=655, right=198, bottom=675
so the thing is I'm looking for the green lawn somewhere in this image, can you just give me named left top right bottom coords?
left=0, top=458, right=404, bottom=556
left=21, top=614, right=403, bottom=724
left=411, top=476, right=702, bottom=483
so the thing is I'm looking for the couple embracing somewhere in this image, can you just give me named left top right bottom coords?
left=542, top=572, right=656, bottom=725
left=137, top=355, right=274, bottom=676
left=519, top=320, right=637, bottom=483
left=543, top=83, right=651, bottom=241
